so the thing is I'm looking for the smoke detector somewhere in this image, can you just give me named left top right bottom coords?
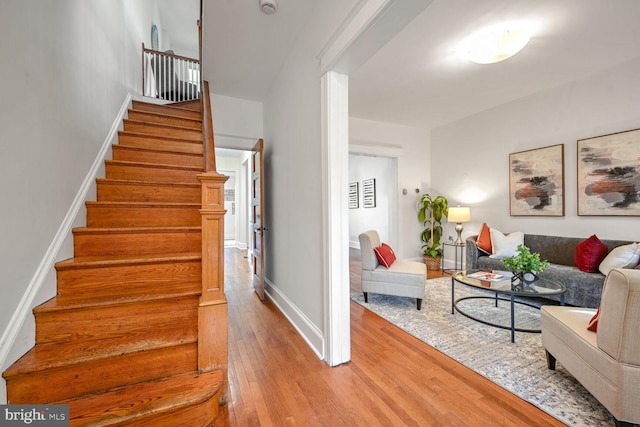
left=260, top=0, right=278, bottom=15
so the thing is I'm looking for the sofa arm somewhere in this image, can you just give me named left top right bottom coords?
left=465, top=235, right=480, bottom=270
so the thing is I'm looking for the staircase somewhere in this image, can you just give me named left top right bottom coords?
left=3, top=99, right=227, bottom=426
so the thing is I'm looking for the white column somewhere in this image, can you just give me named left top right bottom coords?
left=321, top=71, right=351, bottom=366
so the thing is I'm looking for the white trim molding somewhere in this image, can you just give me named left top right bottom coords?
left=264, top=279, right=324, bottom=360
left=317, top=0, right=435, bottom=74
left=0, top=93, right=133, bottom=383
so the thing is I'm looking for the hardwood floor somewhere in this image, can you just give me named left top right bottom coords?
left=218, top=247, right=564, bottom=426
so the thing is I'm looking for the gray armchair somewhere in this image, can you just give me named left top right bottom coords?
left=541, top=268, right=640, bottom=427
left=359, top=230, right=426, bottom=310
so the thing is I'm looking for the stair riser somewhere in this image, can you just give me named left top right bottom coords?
left=128, top=110, right=202, bottom=130
left=86, top=205, right=201, bottom=227
left=97, top=181, right=201, bottom=203
left=112, top=146, right=203, bottom=168
left=56, top=261, right=201, bottom=296
left=7, top=344, right=197, bottom=404
left=107, top=393, right=221, bottom=427
left=118, top=133, right=203, bottom=155
left=123, top=121, right=201, bottom=142
left=35, top=297, right=198, bottom=344
left=132, top=101, right=201, bottom=120
left=105, top=163, right=202, bottom=184
left=73, top=230, right=201, bottom=257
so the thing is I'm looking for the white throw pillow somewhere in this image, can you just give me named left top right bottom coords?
left=489, top=229, right=524, bottom=259
left=598, top=243, right=640, bottom=275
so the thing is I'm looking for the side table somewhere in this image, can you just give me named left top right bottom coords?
left=441, top=241, right=465, bottom=274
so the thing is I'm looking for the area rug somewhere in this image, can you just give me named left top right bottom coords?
left=351, top=277, right=614, bottom=427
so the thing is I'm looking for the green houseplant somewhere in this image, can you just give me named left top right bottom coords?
left=417, top=194, right=448, bottom=270
left=502, top=244, right=549, bottom=282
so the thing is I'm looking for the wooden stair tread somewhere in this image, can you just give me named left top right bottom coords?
left=112, top=144, right=203, bottom=158
left=86, top=201, right=200, bottom=208
left=3, top=325, right=197, bottom=377
left=168, top=99, right=202, bottom=110
left=35, top=286, right=201, bottom=313
left=123, top=119, right=202, bottom=133
left=72, top=226, right=201, bottom=235
left=128, top=109, right=202, bottom=126
left=105, top=159, right=204, bottom=173
left=59, top=370, right=222, bottom=426
left=56, top=252, right=201, bottom=269
left=117, top=130, right=203, bottom=146
left=132, top=100, right=201, bottom=115
left=96, top=178, right=200, bottom=189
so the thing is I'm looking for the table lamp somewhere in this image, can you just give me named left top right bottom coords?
left=448, top=206, right=471, bottom=244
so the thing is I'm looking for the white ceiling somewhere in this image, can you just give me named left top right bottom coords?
left=200, top=0, right=317, bottom=101
left=349, top=0, right=640, bottom=129
left=172, top=0, right=640, bottom=131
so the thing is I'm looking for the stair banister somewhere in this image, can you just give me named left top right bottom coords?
left=197, top=81, right=228, bottom=380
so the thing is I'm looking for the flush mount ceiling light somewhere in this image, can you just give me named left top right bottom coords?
left=260, top=0, right=278, bottom=15
left=464, top=23, right=534, bottom=64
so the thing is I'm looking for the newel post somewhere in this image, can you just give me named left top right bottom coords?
left=197, top=171, right=229, bottom=373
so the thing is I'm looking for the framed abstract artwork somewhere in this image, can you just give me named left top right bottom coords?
left=363, top=178, right=376, bottom=208
left=577, top=129, right=640, bottom=216
left=509, top=144, right=565, bottom=216
left=348, top=182, right=359, bottom=209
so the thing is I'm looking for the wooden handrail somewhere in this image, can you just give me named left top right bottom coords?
left=202, top=80, right=216, bottom=172
left=142, top=44, right=200, bottom=63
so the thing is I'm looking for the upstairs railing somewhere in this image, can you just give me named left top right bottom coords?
left=142, top=43, right=200, bottom=102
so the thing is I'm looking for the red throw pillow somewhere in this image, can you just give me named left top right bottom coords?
left=587, top=307, right=600, bottom=332
left=476, top=223, right=492, bottom=254
left=574, top=235, right=609, bottom=273
left=374, top=243, right=396, bottom=268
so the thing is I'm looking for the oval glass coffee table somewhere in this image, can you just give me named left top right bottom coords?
left=452, top=269, right=566, bottom=343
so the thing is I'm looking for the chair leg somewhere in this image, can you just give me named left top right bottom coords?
left=363, top=292, right=368, bottom=303
left=416, top=298, right=422, bottom=310
left=545, top=350, right=556, bottom=370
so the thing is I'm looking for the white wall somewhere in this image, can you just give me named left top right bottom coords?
left=211, top=93, right=264, bottom=150
left=261, top=0, right=360, bottom=350
left=431, top=56, right=640, bottom=255
left=349, top=117, right=430, bottom=259
left=0, top=0, right=158, bottom=403
left=348, top=155, right=396, bottom=250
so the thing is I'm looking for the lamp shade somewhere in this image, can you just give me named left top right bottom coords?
left=448, top=206, right=471, bottom=223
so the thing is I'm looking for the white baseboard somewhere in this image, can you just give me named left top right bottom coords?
left=0, top=94, right=133, bottom=392
left=264, top=278, right=325, bottom=360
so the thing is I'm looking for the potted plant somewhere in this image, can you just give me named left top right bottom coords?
left=502, top=244, right=550, bottom=283
left=417, top=194, right=448, bottom=271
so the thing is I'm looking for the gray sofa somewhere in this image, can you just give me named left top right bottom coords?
left=465, top=234, right=634, bottom=308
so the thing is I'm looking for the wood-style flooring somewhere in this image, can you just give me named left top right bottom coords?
left=218, top=247, right=564, bottom=426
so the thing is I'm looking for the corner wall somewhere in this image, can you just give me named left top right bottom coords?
left=431, top=56, right=640, bottom=252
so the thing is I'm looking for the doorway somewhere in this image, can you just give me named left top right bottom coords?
left=348, top=154, right=398, bottom=251
left=215, top=148, right=252, bottom=251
